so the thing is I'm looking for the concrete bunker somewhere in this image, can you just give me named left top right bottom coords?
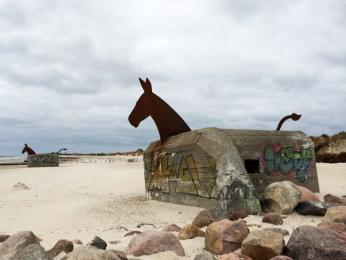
left=27, top=153, right=59, bottom=167
left=144, top=127, right=319, bottom=215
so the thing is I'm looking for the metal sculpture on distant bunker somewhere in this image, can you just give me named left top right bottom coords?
left=22, top=144, right=36, bottom=155
left=21, top=144, right=59, bottom=168
left=128, top=78, right=319, bottom=215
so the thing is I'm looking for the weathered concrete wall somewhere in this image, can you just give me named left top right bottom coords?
left=225, top=129, right=319, bottom=194
left=144, top=128, right=261, bottom=214
left=27, top=154, right=59, bottom=167
left=144, top=128, right=319, bottom=215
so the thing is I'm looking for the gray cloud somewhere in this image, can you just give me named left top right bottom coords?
left=0, top=0, right=345, bottom=155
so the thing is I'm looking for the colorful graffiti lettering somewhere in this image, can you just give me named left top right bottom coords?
left=261, top=146, right=314, bottom=182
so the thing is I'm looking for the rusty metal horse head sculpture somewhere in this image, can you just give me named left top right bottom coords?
left=21, top=144, right=36, bottom=155
left=129, top=78, right=191, bottom=142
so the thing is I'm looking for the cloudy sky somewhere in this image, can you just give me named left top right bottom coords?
left=0, top=0, right=345, bottom=155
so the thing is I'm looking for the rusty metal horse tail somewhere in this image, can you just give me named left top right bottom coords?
left=276, top=113, right=301, bottom=131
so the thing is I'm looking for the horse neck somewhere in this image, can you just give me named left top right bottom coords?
left=150, top=94, right=190, bottom=141
left=26, top=148, right=35, bottom=155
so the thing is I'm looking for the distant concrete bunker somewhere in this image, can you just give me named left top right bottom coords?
left=27, top=154, right=59, bottom=167
left=144, top=128, right=319, bottom=214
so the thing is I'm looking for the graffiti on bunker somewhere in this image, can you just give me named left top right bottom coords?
left=145, top=152, right=218, bottom=198
left=261, top=145, right=314, bottom=182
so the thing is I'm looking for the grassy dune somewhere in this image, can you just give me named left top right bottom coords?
left=311, top=132, right=346, bottom=163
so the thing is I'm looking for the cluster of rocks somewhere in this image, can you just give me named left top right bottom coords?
left=1, top=180, right=346, bottom=259
left=187, top=208, right=344, bottom=259
left=0, top=231, right=74, bottom=260
left=186, top=184, right=346, bottom=259
left=0, top=232, right=127, bottom=260
left=261, top=181, right=346, bottom=218
left=184, top=180, right=346, bottom=259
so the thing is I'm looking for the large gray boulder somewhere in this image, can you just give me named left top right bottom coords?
left=241, top=230, right=284, bottom=260
left=13, top=243, right=51, bottom=260
left=0, top=231, right=41, bottom=259
left=261, top=181, right=301, bottom=214
left=285, top=225, right=346, bottom=260
left=126, top=231, right=185, bottom=257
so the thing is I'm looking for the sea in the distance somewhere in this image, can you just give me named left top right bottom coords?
left=0, top=156, right=26, bottom=164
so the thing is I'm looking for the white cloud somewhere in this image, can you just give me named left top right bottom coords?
left=0, top=0, right=345, bottom=154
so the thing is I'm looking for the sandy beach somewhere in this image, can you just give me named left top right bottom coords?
left=0, top=157, right=345, bottom=259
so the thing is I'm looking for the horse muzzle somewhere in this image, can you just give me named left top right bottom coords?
left=128, top=115, right=139, bottom=128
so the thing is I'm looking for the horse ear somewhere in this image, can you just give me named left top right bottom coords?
left=139, top=77, right=152, bottom=93
left=139, top=78, right=146, bottom=90
left=145, top=78, right=152, bottom=93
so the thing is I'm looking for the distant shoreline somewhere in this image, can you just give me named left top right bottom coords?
left=0, top=156, right=26, bottom=166
left=0, top=153, right=143, bottom=166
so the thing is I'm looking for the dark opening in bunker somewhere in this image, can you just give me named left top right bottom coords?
left=244, top=159, right=260, bottom=174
